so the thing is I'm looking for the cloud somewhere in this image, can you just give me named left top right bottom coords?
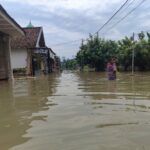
left=4, top=0, right=122, bottom=11
left=1, top=0, right=149, bottom=58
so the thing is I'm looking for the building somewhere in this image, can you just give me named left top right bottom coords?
left=0, top=5, right=25, bottom=80
left=0, top=5, right=60, bottom=79
left=11, top=24, right=60, bottom=76
left=11, top=25, right=46, bottom=75
left=32, top=47, right=56, bottom=75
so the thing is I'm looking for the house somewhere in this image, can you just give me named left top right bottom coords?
left=0, top=5, right=60, bottom=79
left=32, top=47, right=56, bottom=75
left=0, top=5, right=25, bottom=80
left=11, top=23, right=61, bottom=76
left=11, top=22, right=52, bottom=75
left=54, top=56, right=61, bottom=71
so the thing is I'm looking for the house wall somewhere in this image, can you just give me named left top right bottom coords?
left=11, top=49, right=27, bottom=69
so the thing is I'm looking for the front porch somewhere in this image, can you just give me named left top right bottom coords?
left=31, top=47, right=56, bottom=75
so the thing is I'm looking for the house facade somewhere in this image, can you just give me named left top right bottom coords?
left=11, top=25, right=59, bottom=76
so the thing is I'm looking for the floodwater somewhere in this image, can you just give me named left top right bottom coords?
left=1, top=71, right=150, bottom=150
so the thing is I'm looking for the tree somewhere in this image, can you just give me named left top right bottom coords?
left=76, top=31, right=150, bottom=72
left=61, top=58, right=77, bottom=70
left=76, top=34, right=118, bottom=71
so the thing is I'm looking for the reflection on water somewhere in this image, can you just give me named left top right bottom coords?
left=1, top=71, right=150, bottom=150
left=0, top=74, right=60, bottom=150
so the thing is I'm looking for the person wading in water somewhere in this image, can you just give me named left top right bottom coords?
left=107, top=58, right=117, bottom=80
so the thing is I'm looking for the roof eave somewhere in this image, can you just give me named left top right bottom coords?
left=0, top=5, right=25, bottom=36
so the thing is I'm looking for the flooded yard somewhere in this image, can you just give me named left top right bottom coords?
left=1, top=71, right=150, bottom=150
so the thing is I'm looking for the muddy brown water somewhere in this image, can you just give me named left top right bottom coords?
left=1, top=71, right=150, bottom=150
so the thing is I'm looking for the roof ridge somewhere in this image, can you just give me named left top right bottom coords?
left=23, top=26, right=42, bottom=29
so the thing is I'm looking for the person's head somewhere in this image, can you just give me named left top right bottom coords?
left=112, top=57, right=116, bottom=63
left=108, top=57, right=116, bottom=64
left=108, top=58, right=114, bottom=64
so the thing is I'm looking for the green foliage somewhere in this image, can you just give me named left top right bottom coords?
left=76, top=32, right=150, bottom=71
left=76, top=34, right=118, bottom=71
left=61, top=58, right=77, bottom=70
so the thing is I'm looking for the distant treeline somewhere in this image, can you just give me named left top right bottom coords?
left=62, top=32, right=150, bottom=71
left=61, top=57, right=77, bottom=70
left=77, top=31, right=150, bottom=71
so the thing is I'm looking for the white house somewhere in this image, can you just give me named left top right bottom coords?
left=11, top=25, right=46, bottom=75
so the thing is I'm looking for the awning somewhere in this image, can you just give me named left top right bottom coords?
left=0, top=5, right=25, bottom=37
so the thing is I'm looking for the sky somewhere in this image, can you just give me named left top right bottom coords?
left=0, top=0, right=149, bottom=58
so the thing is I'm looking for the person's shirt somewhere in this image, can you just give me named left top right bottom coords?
left=107, top=63, right=114, bottom=72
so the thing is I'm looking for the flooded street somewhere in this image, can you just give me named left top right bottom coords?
left=1, top=71, right=150, bottom=150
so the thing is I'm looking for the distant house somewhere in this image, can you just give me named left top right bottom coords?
left=11, top=24, right=46, bottom=75
left=0, top=5, right=25, bottom=80
left=47, top=48, right=61, bottom=72
left=32, top=46, right=57, bottom=75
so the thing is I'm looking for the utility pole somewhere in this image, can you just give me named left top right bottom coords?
left=132, top=32, right=135, bottom=76
left=81, top=39, right=84, bottom=70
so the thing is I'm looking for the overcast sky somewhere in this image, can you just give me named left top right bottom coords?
left=0, top=0, right=149, bottom=58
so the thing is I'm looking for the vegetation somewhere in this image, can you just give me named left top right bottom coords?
left=76, top=32, right=150, bottom=71
left=61, top=57, right=78, bottom=70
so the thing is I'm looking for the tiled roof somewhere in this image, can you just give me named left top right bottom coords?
left=11, top=27, right=42, bottom=49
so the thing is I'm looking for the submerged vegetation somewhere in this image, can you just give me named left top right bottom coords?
left=76, top=32, right=150, bottom=71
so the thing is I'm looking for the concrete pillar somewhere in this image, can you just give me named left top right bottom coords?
left=0, top=33, right=13, bottom=80
left=7, top=37, right=13, bottom=80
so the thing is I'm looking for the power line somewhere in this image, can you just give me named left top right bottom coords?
left=51, top=0, right=146, bottom=47
left=94, top=0, right=130, bottom=35
left=100, top=0, right=138, bottom=37
left=51, top=1, right=130, bottom=47
left=113, top=0, right=137, bottom=19
left=104, top=0, right=146, bottom=35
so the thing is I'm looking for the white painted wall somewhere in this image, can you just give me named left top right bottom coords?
left=11, top=49, right=27, bottom=69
